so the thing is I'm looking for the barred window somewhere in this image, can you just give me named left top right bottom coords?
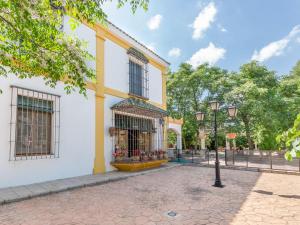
left=9, top=86, right=60, bottom=160
left=111, top=111, right=165, bottom=161
left=128, top=55, right=149, bottom=99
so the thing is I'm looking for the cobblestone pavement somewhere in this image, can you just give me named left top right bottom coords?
left=232, top=172, right=300, bottom=225
left=0, top=166, right=299, bottom=225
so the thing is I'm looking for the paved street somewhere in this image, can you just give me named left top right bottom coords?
left=0, top=166, right=299, bottom=225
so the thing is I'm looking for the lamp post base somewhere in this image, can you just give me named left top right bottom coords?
left=213, top=183, right=225, bottom=188
left=213, top=161, right=224, bottom=188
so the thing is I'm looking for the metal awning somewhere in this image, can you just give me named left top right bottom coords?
left=111, top=98, right=167, bottom=118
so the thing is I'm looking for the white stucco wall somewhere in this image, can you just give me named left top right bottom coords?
left=107, top=23, right=168, bottom=68
left=104, top=39, right=163, bottom=106
left=63, top=16, right=96, bottom=72
left=0, top=75, right=95, bottom=188
left=104, top=40, right=129, bottom=93
left=148, top=64, right=163, bottom=105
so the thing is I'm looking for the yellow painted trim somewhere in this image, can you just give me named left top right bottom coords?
left=167, top=117, right=184, bottom=125
left=104, top=87, right=129, bottom=99
left=104, top=87, right=165, bottom=110
left=93, top=29, right=106, bottom=174
left=82, top=21, right=168, bottom=72
left=86, top=81, right=96, bottom=91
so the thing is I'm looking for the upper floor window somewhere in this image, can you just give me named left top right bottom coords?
left=128, top=48, right=149, bottom=99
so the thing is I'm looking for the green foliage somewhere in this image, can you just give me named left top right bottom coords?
left=168, top=61, right=300, bottom=154
left=276, top=61, right=300, bottom=161
left=0, top=0, right=148, bottom=95
left=235, top=136, right=247, bottom=148
left=277, top=114, right=300, bottom=161
left=167, top=63, right=231, bottom=148
left=167, top=130, right=177, bottom=148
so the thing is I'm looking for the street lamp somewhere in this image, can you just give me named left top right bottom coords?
left=209, top=100, right=223, bottom=187
left=196, top=111, right=205, bottom=122
left=227, top=105, right=238, bottom=118
left=209, top=100, right=220, bottom=111
left=197, top=100, right=237, bottom=188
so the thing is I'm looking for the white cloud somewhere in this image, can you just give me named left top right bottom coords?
left=297, top=37, right=300, bottom=43
left=146, top=43, right=156, bottom=51
left=251, top=39, right=289, bottom=62
left=187, top=42, right=226, bottom=68
left=218, top=24, right=227, bottom=32
left=168, top=48, right=181, bottom=57
left=147, top=14, right=162, bottom=30
left=192, top=2, right=217, bottom=39
left=252, top=25, right=300, bottom=62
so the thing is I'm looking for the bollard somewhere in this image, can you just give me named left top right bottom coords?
left=233, top=148, right=235, bottom=165
left=270, top=151, right=273, bottom=169
left=192, top=149, right=194, bottom=163
left=208, top=150, right=210, bottom=165
left=225, top=148, right=227, bottom=166
left=246, top=149, right=249, bottom=168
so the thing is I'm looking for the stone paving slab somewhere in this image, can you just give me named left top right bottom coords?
left=0, top=163, right=180, bottom=205
left=0, top=165, right=299, bottom=225
left=0, top=166, right=263, bottom=225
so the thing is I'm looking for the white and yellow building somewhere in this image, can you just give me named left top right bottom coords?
left=0, top=17, right=182, bottom=188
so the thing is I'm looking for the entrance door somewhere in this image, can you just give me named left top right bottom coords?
left=128, top=129, right=139, bottom=157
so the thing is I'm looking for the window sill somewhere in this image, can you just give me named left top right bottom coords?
left=128, top=93, right=149, bottom=101
left=12, top=153, right=58, bottom=161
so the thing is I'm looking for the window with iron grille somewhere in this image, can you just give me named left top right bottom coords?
left=9, top=86, right=60, bottom=160
left=128, top=52, right=149, bottom=99
left=111, top=111, right=166, bottom=162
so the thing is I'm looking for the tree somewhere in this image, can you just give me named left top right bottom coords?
left=277, top=114, right=300, bottom=161
left=277, top=60, right=300, bottom=160
left=168, top=61, right=296, bottom=152
left=167, top=63, right=196, bottom=148
left=0, top=0, right=149, bottom=95
left=167, top=63, right=229, bottom=148
left=224, top=61, right=285, bottom=150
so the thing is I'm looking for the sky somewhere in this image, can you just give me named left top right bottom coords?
left=102, top=0, right=300, bottom=75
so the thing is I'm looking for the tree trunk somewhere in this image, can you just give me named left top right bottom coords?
left=241, top=114, right=255, bottom=151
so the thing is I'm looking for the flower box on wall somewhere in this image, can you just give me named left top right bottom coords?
left=109, top=127, right=117, bottom=136
left=111, top=159, right=168, bottom=172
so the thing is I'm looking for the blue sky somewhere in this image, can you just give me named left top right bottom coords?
left=103, top=0, right=300, bottom=75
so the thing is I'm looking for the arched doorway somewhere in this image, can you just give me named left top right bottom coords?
left=167, top=128, right=182, bottom=158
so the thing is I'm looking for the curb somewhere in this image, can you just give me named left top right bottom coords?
left=184, top=163, right=300, bottom=176
left=0, top=163, right=181, bottom=206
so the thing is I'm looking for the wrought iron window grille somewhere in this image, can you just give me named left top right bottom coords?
left=128, top=54, right=149, bottom=99
left=9, top=86, right=61, bottom=161
left=111, top=111, right=166, bottom=162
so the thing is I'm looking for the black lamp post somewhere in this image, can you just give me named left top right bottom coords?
left=196, top=101, right=237, bottom=188
left=209, top=100, right=223, bottom=187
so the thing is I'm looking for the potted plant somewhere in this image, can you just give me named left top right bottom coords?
left=109, top=127, right=117, bottom=136
left=157, top=150, right=164, bottom=159
left=113, top=149, right=123, bottom=161
left=152, top=151, right=157, bottom=160
left=162, top=151, right=168, bottom=159
left=132, top=149, right=140, bottom=161
left=143, top=152, right=149, bottom=161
